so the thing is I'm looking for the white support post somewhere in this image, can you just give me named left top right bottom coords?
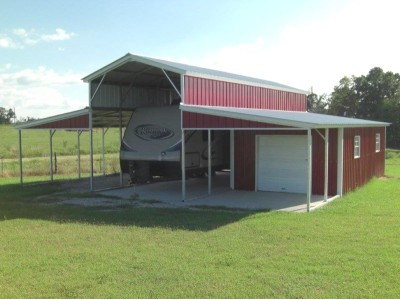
left=307, top=129, right=312, bottom=212
left=119, top=111, right=123, bottom=186
left=337, top=128, right=344, bottom=196
left=49, top=129, right=54, bottom=182
left=181, top=129, right=186, bottom=201
left=102, top=127, right=106, bottom=176
left=77, top=130, right=82, bottom=179
left=230, top=130, right=235, bottom=190
left=18, top=129, right=23, bottom=185
left=324, top=128, right=329, bottom=202
left=208, top=129, right=212, bottom=195
left=89, top=109, right=94, bottom=191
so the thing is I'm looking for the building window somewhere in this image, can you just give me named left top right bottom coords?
left=354, top=135, right=361, bottom=158
left=375, top=133, right=381, bottom=152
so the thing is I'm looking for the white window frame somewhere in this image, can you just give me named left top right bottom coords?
left=375, top=133, right=381, bottom=153
left=354, top=135, right=361, bottom=159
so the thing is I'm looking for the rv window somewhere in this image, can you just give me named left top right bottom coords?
left=202, top=130, right=215, bottom=142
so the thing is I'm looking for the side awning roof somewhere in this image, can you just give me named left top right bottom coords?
left=180, top=104, right=390, bottom=129
left=14, top=108, right=133, bottom=130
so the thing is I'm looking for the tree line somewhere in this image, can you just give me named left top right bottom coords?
left=0, top=107, right=16, bottom=124
left=307, top=67, right=400, bottom=148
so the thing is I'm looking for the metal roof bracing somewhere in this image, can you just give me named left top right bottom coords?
left=180, top=104, right=390, bottom=129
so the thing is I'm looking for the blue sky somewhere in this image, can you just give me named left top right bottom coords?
left=1, top=0, right=400, bottom=119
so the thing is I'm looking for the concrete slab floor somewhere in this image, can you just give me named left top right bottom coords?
left=100, top=172, right=335, bottom=212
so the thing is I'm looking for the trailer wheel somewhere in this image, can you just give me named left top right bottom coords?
left=128, top=162, right=136, bottom=184
left=134, top=161, right=151, bottom=183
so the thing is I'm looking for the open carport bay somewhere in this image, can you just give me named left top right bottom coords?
left=99, top=172, right=329, bottom=212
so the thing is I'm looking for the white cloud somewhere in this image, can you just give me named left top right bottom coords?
left=189, top=0, right=400, bottom=95
left=0, top=28, right=75, bottom=49
left=0, top=66, right=82, bottom=86
left=0, top=67, right=86, bottom=119
left=0, top=35, right=17, bottom=48
left=41, top=28, right=75, bottom=42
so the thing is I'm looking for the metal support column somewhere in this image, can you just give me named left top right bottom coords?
left=18, top=129, right=23, bottom=185
left=324, top=128, right=329, bottom=201
left=307, top=129, right=312, bottom=212
left=49, top=129, right=55, bottom=182
left=230, top=130, right=235, bottom=190
left=181, top=129, right=186, bottom=201
left=89, top=109, right=94, bottom=191
left=337, top=128, right=344, bottom=196
left=77, top=130, right=82, bottom=179
left=208, top=129, right=212, bottom=195
left=102, top=128, right=109, bottom=176
left=119, top=111, right=123, bottom=186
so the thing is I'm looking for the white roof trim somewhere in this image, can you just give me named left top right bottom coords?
left=82, top=53, right=186, bottom=82
left=180, top=104, right=390, bottom=129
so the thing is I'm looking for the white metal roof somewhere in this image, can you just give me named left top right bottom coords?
left=82, top=53, right=307, bottom=95
left=180, top=104, right=390, bottom=129
left=14, top=108, right=133, bottom=130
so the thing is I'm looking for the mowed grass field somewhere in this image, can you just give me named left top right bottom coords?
left=0, top=140, right=400, bottom=298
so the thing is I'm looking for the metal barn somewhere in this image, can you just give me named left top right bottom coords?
left=16, top=53, right=389, bottom=211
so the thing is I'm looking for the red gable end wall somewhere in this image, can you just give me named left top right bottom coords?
left=184, top=76, right=306, bottom=111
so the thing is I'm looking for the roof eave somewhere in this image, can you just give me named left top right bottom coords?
left=180, top=104, right=390, bottom=129
left=14, top=108, right=89, bottom=130
left=82, top=53, right=186, bottom=83
left=180, top=104, right=313, bottom=129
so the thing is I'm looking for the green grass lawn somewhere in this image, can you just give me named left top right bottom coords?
left=0, top=151, right=399, bottom=298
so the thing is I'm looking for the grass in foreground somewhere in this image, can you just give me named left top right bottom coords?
left=0, top=157, right=399, bottom=298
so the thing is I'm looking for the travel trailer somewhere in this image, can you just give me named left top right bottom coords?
left=120, top=105, right=230, bottom=183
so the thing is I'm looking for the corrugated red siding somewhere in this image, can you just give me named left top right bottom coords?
left=31, top=115, right=89, bottom=129
left=184, top=76, right=306, bottom=111
left=342, top=127, right=385, bottom=194
left=235, top=130, right=340, bottom=193
left=234, top=131, right=307, bottom=190
left=183, top=112, right=291, bottom=129
left=312, top=129, right=338, bottom=196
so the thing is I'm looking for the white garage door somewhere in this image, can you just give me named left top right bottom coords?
left=257, top=135, right=308, bottom=193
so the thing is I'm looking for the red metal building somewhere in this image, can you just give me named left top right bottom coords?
left=16, top=54, right=389, bottom=211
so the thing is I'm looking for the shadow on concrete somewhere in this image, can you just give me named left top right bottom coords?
left=0, top=181, right=264, bottom=232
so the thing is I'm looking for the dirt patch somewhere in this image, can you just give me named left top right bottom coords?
left=58, top=174, right=131, bottom=193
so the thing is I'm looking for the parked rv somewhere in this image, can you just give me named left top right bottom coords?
left=120, top=105, right=230, bottom=183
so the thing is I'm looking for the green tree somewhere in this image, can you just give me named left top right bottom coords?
left=307, top=89, right=328, bottom=113
left=0, top=107, right=16, bottom=124
left=328, top=68, right=400, bottom=148
left=328, top=76, right=359, bottom=117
